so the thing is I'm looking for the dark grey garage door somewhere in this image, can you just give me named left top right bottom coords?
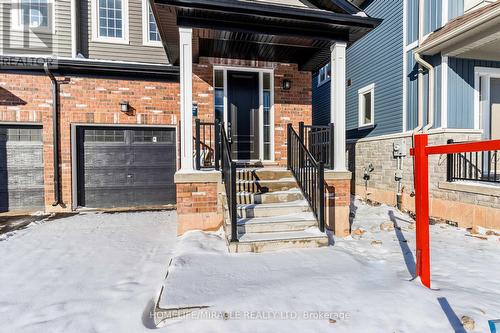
left=76, top=127, right=176, bottom=208
left=0, top=125, right=45, bottom=212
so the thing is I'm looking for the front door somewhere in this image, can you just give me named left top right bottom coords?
left=227, top=71, right=260, bottom=160
left=490, top=78, right=500, bottom=140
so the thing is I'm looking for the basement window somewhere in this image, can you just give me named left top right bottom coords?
left=358, top=83, right=375, bottom=128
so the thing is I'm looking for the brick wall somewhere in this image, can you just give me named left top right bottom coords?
left=175, top=182, right=222, bottom=234
left=0, top=72, right=179, bottom=211
left=348, top=131, right=500, bottom=229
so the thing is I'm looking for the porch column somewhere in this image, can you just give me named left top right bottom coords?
left=330, top=41, right=347, bottom=171
left=179, top=27, right=193, bottom=171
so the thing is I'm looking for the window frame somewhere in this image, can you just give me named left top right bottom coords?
left=10, top=0, right=54, bottom=34
left=142, top=0, right=162, bottom=47
left=92, top=0, right=129, bottom=44
left=358, top=83, right=375, bottom=129
left=317, top=62, right=331, bottom=86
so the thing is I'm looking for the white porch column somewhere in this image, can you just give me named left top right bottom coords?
left=330, top=41, right=347, bottom=172
left=179, top=27, right=193, bottom=171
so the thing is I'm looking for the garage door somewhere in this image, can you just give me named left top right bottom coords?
left=0, top=125, right=45, bottom=212
left=76, top=127, right=176, bottom=208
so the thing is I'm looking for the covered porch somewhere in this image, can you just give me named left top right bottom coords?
left=151, top=0, right=380, bottom=242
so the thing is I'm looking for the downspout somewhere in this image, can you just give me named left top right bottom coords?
left=44, top=63, right=62, bottom=207
left=413, top=0, right=435, bottom=133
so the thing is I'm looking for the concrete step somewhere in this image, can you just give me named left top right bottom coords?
left=236, top=188, right=304, bottom=204
left=236, top=212, right=318, bottom=233
left=236, top=168, right=293, bottom=181
left=237, top=200, right=311, bottom=218
left=236, top=178, right=298, bottom=193
left=228, top=229, right=329, bottom=253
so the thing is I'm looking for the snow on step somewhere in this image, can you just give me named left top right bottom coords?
left=236, top=212, right=318, bottom=233
left=237, top=200, right=310, bottom=218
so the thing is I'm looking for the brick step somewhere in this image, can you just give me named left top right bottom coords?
left=236, top=188, right=304, bottom=204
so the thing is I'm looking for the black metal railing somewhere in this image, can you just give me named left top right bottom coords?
left=447, top=139, right=500, bottom=183
left=221, top=123, right=238, bottom=242
left=299, top=122, right=334, bottom=169
left=287, top=124, right=325, bottom=232
left=194, top=119, right=220, bottom=170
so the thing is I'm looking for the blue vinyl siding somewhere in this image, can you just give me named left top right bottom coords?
left=345, top=0, right=403, bottom=139
left=406, top=53, right=441, bottom=130
left=406, top=50, right=419, bottom=129
left=447, top=57, right=500, bottom=128
left=449, top=0, right=464, bottom=20
left=407, top=0, right=419, bottom=44
left=424, top=0, right=442, bottom=35
left=312, top=72, right=331, bottom=125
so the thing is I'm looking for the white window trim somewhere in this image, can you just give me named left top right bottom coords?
left=10, top=0, right=55, bottom=34
left=474, top=67, right=500, bottom=137
left=91, top=0, right=129, bottom=44
left=358, top=83, right=375, bottom=129
left=317, top=63, right=331, bottom=87
left=142, top=0, right=162, bottom=47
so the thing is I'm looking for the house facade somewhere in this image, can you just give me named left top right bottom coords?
left=0, top=0, right=381, bottom=250
left=313, top=0, right=500, bottom=230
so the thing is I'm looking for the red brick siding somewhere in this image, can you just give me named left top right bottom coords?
left=0, top=72, right=179, bottom=211
left=176, top=183, right=218, bottom=214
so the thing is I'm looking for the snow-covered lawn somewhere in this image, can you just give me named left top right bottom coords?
left=1, top=202, right=498, bottom=333
left=159, top=200, right=500, bottom=333
left=0, top=211, right=177, bottom=333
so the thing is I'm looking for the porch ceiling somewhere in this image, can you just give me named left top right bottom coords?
left=152, top=0, right=381, bottom=71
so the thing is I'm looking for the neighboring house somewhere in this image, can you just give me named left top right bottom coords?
left=313, top=0, right=500, bottom=230
left=0, top=0, right=381, bottom=251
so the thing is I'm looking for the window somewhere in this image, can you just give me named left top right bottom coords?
left=358, top=83, right=375, bottom=128
left=318, top=63, right=331, bottom=86
left=12, top=0, right=52, bottom=32
left=92, top=0, right=129, bottom=43
left=263, top=72, right=272, bottom=160
left=142, top=0, right=161, bottom=46
left=214, top=70, right=224, bottom=123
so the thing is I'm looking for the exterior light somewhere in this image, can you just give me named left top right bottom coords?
left=120, top=101, right=129, bottom=113
left=282, top=79, right=291, bottom=90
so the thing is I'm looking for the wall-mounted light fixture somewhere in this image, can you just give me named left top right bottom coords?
left=282, top=79, right=291, bottom=91
left=119, top=101, right=129, bottom=113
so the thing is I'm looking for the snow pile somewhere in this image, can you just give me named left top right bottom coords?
left=159, top=200, right=500, bottom=333
left=0, top=211, right=177, bottom=333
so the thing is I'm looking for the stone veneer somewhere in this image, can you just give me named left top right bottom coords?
left=348, top=130, right=500, bottom=230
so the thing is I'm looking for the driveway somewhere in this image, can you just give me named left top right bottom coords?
left=0, top=210, right=177, bottom=333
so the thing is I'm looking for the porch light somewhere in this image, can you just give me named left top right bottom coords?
left=119, top=101, right=129, bottom=113
left=282, top=79, right=291, bottom=90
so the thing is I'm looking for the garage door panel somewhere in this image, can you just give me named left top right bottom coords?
left=77, top=127, right=176, bottom=209
left=0, top=125, right=44, bottom=212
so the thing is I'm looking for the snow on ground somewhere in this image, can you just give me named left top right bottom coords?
left=159, top=200, right=500, bottom=333
left=0, top=211, right=177, bottom=333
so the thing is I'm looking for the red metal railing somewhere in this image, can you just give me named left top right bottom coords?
left=410, top=135, right=500, bottom=288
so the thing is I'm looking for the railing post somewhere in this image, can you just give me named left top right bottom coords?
left=318, top=161, right=325, bottom=232
left=195, top=118, right=201, bottom=170
left=329, top=123, right=335, bottom=169
left=413, top=133, right=430, bottom=288
left=446, top=139, right=453, bottom=182
left=287, top=123, right=292, bottom=170
left=215, top=119, right=220, bottom=171
left=299, top=122, right=304, bottom=168
left=230, top=161, right=238, bottom=242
